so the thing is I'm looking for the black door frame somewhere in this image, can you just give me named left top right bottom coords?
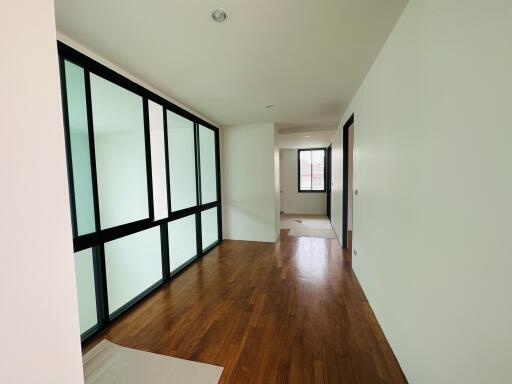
left=342, top=114, right=354, bottom=249
left=326, top=144, right=332, bottom=219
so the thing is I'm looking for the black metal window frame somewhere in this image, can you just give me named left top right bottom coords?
left=58, top=41, right=222, bottom=343
left=297, top=148, right=327, bottom=193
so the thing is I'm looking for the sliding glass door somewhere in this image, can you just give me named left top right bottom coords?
left=59, top=42, right=222, bottom=341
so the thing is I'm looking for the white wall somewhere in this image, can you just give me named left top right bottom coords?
left=330, top=130, right=342, bottom=237
left=280, top=149, right=327, bottom=215
left=335, top=1, right=512, bottom=383
left=221, top=123, right=279, bottom=242
left=0, top=0, right=84, bottom=382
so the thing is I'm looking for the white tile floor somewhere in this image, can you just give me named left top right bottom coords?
left=280, top=214, right=337, bottom=239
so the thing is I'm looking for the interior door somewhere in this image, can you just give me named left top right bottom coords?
left=326, top=145, right=332, bottom=219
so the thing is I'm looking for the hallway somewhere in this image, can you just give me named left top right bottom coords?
left=84, top=231, right=405, bottom=383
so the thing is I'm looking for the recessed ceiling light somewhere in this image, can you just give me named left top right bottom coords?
left=265, top=105, right=274, bottom=109
left=211, top=8, right=229, bottom=23
left=304, top=135, right=312, bottom=138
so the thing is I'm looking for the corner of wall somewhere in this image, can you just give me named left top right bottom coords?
left=220, top=123, right=278, bottom=242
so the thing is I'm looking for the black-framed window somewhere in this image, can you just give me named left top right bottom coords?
left=298, top=149, right=326, bottom=192
left=58, top=41, right=222, bottom=342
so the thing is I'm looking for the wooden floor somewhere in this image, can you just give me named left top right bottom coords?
left=84, top=230, right=406, bottom=383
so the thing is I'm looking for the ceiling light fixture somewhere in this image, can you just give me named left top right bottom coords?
left=304, top=135, right=312, bottom=138
left=211, top=8, right=229, bottom=23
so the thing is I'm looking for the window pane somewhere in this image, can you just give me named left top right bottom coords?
left=300, top=150, right=312, bottom=190
left=168, top=214, right=197, bottom=273
left=312, top=150, right=325, bottom=190
left=64, top=61, right=96, bottom=235
left=167, top=111, right=197, bottom=211
left=73, top=248, right=97, bottom=334
left=201, top=208, right=218, bottom=250
left=148, top=101, right=168, bottom=220
left=105, top=227, right=162, bottom=314
left=199, top=125, right=217, bottom=204
left=90, top=74, right=148, bottom=229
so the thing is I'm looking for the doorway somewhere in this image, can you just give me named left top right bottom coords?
left=326, top=144, right=332, bottom=219
left=278, top=142, right=336, bottom=240
left=342, top=114, right=354, bottom=249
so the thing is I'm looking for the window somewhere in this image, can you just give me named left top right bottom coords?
left=168, top=214, right=197, bottom=274
left=90, top=73, right=149, bottom=230
left=199, top=125, right=217, bottom=204
left=73, top=248, right=97, bottom=334
left=167, top=110, right=197, bottom=211
left=105, top=227, right=162, bottom=315
left=298, top=149, right=326, bottom=192
left=63, top=60, right=96, bottom=236
left=201, top=207, right=219, bottom=250
left=148, top=100, right=168, bottom=220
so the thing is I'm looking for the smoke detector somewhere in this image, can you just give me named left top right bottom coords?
left=211, top=8, right=229, bottom=23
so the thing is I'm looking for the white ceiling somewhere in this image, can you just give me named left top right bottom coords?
left=54, top=0, right=408, bottom=129
left=279, top=130, right=335, bottom=149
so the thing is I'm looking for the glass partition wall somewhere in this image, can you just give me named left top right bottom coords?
left=59, top=42, right=222, bottom=341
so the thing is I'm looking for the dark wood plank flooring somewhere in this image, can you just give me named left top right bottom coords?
left=84, top=229, right=406, bottom=383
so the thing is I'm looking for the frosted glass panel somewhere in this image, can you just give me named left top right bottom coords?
left=168, top=214, right=197, bottom=273
left=167, top=111, right=197, bottom=211
left=64, top=61, right=96, bottom=235
left=148, top=101, right=168, bottom=220
left=105, top=227, right=162, bottom=314
left=90, top=74, right=149, bottom=229
left=199, top=125, right=217, bottom=204
left=73, top=248, right=97, bottom=334
left=201, top=208, right=218, bottom=250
